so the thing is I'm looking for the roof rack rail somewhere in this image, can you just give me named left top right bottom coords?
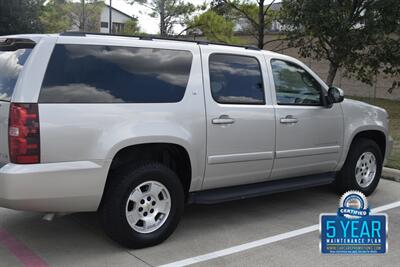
left=60, top=31, right=263, bottom=51
left=139, top=36, right=153, bottom=40
left=245, top=46, right=261, bottom=51
left=196, top=40, right=209, bottom=45
left=60, top=32, right=86, bottom=37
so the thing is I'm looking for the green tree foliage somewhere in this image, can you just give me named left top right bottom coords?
left=121, top=16, right=141, bottom=35
left=280, top=0, right=400, bottom=87
left=40, top=0, right=104, bottom=33
left=210, top=0, right=237, bottom=19
left=40, top=0, right=71, bottom=33
left=70, top=0, right=104, bottom=32
left=0, top=0, right=44, bottom=35
left=128, top=0, right=197, bottom=36
left=188, top=10, right=241, bottom=44
left=221, top=0, right=278, bottom=49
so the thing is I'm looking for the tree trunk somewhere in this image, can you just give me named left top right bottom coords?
left=326, top=63, right=338, bottom=87
left=160, top=0, right=166, bottom=37
left=257, top=0, right=265, bottom=49
left=80, top=0, right=85, bottom=32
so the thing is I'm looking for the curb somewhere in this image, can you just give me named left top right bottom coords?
left=382, top=167, right=400, bottom=182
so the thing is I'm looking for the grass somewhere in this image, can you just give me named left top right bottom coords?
left=348, top=96, right=400, bottom=169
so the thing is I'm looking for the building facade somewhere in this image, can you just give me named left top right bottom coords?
left=100, top=4, right=132, bottom=33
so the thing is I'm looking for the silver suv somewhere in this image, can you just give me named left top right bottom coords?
left=0, top=33, right=393, bottom=248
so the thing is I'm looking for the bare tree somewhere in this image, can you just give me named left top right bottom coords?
left=222, top=0, right=277, bottom=49
left=128, top=0, right=196, bottom=36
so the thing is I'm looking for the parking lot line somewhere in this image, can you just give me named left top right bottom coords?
left=0, top=228, right=49, bottom=267
left=159, top=200, right=400, bottom=267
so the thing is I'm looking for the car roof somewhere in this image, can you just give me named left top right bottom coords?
left=1, top=32, right=288, bottom=58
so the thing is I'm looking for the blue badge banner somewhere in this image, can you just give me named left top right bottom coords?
left=320, top=214, right=387, bottom=254
left=337, top=207, right=370, bottom=217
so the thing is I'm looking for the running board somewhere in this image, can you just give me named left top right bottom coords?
left=188, top=173, right=336, bottom=204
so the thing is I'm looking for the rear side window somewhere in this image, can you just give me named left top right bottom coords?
left=209, top=54, right=265, bottom=105
left=0, top=48, right=32, bottom=101
left=39, top=44, right=193, bottom=103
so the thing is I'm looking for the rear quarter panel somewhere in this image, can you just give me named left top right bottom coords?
left=17, top=36, right=207, bottom=192
left=0, top=35, right=56, bottom=164
left=39, top=101, right=206, bottom=191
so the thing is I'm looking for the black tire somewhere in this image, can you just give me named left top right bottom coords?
left=336, top=138, right=383, bottom=196
left=100, top=162, right=185, bottom=248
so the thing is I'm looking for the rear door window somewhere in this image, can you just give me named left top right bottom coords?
left=0, top=47, right=33, bottom=101
left=209, top=54, right=265, bottom=105
left=39, top=44, right=193, bottom=103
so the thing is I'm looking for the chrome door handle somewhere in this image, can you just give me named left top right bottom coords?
left=280, top=115, right=298, bottom=124
left=212, top=115, right=235, bottom=125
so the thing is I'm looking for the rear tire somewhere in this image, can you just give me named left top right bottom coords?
left=336, top=138, right=383, bottom=196
left=100, top=162, right=184, bottom=248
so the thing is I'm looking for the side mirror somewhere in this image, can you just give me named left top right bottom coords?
left=327, top=86, right=344, bottom=105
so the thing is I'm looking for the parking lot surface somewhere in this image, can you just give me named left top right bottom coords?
left=0, top=179, right=399, bottom=267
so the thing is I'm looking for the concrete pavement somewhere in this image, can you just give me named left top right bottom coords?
left=0, top=179, right=399, bottom=267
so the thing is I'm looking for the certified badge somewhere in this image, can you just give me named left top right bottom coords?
left=320, top=191, right=387, bottom=254
left=338, top=191, right=369, bottom=219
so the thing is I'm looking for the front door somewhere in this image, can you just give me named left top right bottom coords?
left=267, top=58, right=344, bottom=180
left=201, top=47, right=275, bottom=190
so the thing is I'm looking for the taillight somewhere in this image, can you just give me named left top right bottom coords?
left=8, top=103, right=40, bottom=164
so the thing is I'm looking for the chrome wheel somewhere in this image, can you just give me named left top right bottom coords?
left=125, top=181, right=171, bottom=234
left=355, top=152, right=377, bottom=188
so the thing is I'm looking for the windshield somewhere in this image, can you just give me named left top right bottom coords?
left=0, top=47, right=33, bottom=101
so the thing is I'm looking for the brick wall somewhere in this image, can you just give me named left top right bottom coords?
left=183, top=33, right=399, bottom=100
left=261, top=34, right=400, bottom=100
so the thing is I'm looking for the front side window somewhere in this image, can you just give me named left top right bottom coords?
left=209, top=54, right=265, bottom=105
left=40, top=44, right=193, bottom=103
left=271, top=59, right=323, bottom=105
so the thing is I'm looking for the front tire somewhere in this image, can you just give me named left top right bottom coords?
left=336, top=138, right=383, bottom=196
left=100, top=162, right=184, bottom=248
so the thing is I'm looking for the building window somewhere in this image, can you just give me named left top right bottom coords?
left=112, top=22, right=125, bottom=33
left=100, top=22, right=108, bottom=28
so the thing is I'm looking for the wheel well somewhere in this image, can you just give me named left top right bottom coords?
left=352, top=130, right=386, bottom=158
left=107, top=143, right=192, bottom=196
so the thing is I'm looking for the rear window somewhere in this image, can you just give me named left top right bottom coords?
left=39, top=44, right=193, bottom=103
left=0, top=48, right=32, bottom=101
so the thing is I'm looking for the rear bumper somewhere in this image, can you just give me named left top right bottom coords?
left=0, top=161, right=107, bottom=212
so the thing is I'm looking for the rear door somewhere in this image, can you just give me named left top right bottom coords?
left=0, top=38, right=35, bottom=164
left=200, top=45, right=275, bottom=190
